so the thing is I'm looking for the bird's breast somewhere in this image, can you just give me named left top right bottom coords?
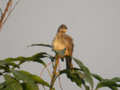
left=53, top=38, right=65, bottom=50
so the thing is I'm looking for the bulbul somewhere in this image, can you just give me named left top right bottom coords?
left=52, top=24, right=74, bottom=69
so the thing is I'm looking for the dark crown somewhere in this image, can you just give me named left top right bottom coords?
left=58, top=24, right=68, bottom=31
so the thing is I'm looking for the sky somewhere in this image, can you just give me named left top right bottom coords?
left=0, top=0, right=120, bottom=90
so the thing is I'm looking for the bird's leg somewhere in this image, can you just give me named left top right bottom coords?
left=50, top=55, right=60, bottom=90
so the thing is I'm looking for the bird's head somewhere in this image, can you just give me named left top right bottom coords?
left=57, top=24, right=67, bottom=33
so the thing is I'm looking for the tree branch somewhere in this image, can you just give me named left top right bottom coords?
left=50, top=55, right=60, bottom=90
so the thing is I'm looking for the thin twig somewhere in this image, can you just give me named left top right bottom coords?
left=50, top=55, right=60, bottom=90
left=40, top=62, right=52, bottom=90
left=3, top=0, right=21, bottom=25
left=0, top=0, right=12, bottom=31
left=0, top=0, right=21, bottom=31
left=58, top=63, right=63, bottom=90
left=58, top=76, right=63, bottom=90
left=40, top=62, right=52, bottom=78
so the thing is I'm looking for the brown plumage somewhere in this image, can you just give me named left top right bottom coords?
left=52, top=24, right=74, bottom=69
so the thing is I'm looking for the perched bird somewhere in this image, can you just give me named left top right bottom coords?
left=52, top=24, right=74, bottom=69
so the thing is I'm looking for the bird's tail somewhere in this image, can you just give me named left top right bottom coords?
left=65, top=56, right=73, bottom=69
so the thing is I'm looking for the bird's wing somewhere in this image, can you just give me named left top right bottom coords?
left=62, top=34, right=74, bottom=56
left=63, top=34, right=74, bottom=69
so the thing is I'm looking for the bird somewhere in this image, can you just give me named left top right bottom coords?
left=52, top=24, right=74, bottom=69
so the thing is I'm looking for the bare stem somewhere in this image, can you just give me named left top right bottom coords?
left=40, top=62, right=52, bottom=78
left=3, top=0, right=21, bottom=25
left=0, top=0, right=21, bottom=31
left=50, top=55, right=60, bottom=90
left=0, top=0, right=12, bottom=31
left=58, top=65, right=63, bottom=90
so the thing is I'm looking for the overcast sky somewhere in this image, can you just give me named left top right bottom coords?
left=0, top=0, right=120, bottom=90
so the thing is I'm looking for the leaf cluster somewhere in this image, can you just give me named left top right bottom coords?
left=0, top=43, right=119, bottom=90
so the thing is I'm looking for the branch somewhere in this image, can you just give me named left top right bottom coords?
left=50, top=55, right=60, bottom=90
left=58, top=64, right=63, bottom=90
left=40, top=61, right=52, bottom=78
left=2, top=0, right=21, bottom=26
left=0, top=0, right=21, bottom=31
left=0, top=0, right=12, bottom=31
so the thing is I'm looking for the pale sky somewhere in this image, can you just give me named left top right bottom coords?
left=0, top=0, right=120, bottom=90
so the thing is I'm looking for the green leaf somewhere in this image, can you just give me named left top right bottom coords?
left=3, top=74, right=23, bottom=90
left=112, top=77, right=120, bottom=82
left=73, top=57, right=94, bottom=89
left=59, top=69, right=84, bottom=87
left=96, top=79, right=118, bottom=90
left=28, top=43, right=52, bottom=48
left=12, top=70, right=39, bottom=90
left=4, top=52, right=47, bottom=67
left=92, top=73, right=103, bottom=81
left=109, top=86, right=118, bottom=90
left=0, top=60, right=19, bottom=68
left=92, top=74, right=120, bottom=90
left=83, top=84, right=90, bottom=90
left=0, top=65, right=9, bottom=72
left=31, top=52, right=47, bottom=59
left=29, top=52, right=47, bottom=66
left=21, top=83, right=36, bottom=90
left=14, top=70, right=50, bottom=87
left=0, top=82, right=6, bottom=90
left=31, top=74, right=50, bottom=87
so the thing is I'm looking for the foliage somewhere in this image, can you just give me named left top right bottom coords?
left=0, top=43, right=120, bottom=90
